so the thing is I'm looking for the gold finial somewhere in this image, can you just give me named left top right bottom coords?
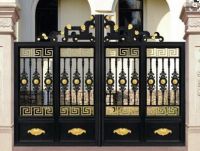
left=37, top=38, right=41, bottom=41
left=135, top=30, right=140, bottom=35
left=42, top=33, right=46, bottom=37
left=90, top=25, right=95, bottom=29
left=106, top=16, right=111, bottom=20
left=114, top=24, right=119, bottom=31
left=128, top=24, right=133, bottom=30
left=66, top=24, right=72, bottom=30
left=61, top=31, right=64, bottom=35
left=81, top=25, right=86, bottom=31
left=90, top=16, right=94, bottom=20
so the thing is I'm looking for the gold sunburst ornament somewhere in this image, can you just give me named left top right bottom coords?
left=148, top=79, right=154, bottom=85
left=113, top=128, right=132, bottom=136
left=172, top=79, right=178, bottom=85
left=45, top=79, right=52, bottom=85
left=107, top=79, right=114, bottom=85
left=154, top=128, right=172, bottom=136
left=160, top=79, right=167, bottom=85
left=33, top=79, right=40, bottom=85
left=132, top=79, right=138, bottom=85
left=68, top=128, right=86, bottom=136
left=61, top=79, right=68, bottom=85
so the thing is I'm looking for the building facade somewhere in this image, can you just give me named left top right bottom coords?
left=0, top=0, right=200, bottom=151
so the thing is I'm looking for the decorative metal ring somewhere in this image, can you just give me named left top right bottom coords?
left=61, top=79, right=68, bottom=85
left=86, top=79, right=93, bottom=85
left=74, top=79, right=80, bottom=85
left=148, top=79, right=154, bottom=85
left=21, top=79, right=28, bottom=85
left=160, top=79, right=167, bottom=85
left=172, top=79, right=178, bottom=85
left=107, top=79, right=114, bottom=85
left=33, top=79, right=40, bottom=85
left=132, top=79, right=138, bottom=85
left=45, top=79, right=52, bottom=85
left=119, top=79, right=126, bottom=85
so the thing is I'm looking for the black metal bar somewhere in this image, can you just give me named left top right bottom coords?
left=168, top=58, right=170, bottom=105
left=156, top=58, right=158, bottom=106
left=82, top=58, right=84, bottom=105
left=95, top=15, right=104, bottom=146
left=70, top=58, right=72, bottom=105
left=128, top=58, right=130, bottom=105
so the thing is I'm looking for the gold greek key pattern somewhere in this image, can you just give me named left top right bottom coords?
left=20, top=106, right=53, bottom=117
left=106, top=106, right=139, bottom=116
left=20, top=48, right=53, bottom=57
left=147, top=48, right=179, bottom=57
left=106, top=48, right=139, bottom=58
left=60, top=48, right=94, bottom=57
left=147, top=106, right=179, bottom=116
left=60, top=106, right=94, bottom=116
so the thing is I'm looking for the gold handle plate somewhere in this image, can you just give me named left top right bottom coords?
left=154, top=128, right=172, bottom=136
left=27, top=128, right=45, bottom=136
left=68, top=128, right=86, bottom=136
left=113, top=128, right=132, bottom=136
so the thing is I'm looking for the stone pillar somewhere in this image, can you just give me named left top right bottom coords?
left=0, top=2, right=19, bottom=151
left=180, top=3, right=200, bottom=151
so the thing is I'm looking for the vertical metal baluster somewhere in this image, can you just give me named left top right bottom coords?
left=35, top=58, right=38, bottom=105
left=150, top=58, right=152, bottom=106
left=88, top=58, right=91, bottom=105
left=82, top=58, right=84, bottom=105
left=41, top=58, right=44, bottom=105
left=29, top=58, right=32, bottom=105
left=70, top=58, right=72, bottom=105
left=128, top=58, right=130, bottom=105
left=47, top=58, right=50, bottom=105
left=161, top=58, right=164, bottom=105
left=75, top=58, right=78, bottom=105
left=109, top=58, right=112, bottom=105
left=115, top=58, right=117, bottom=105
left=156, top=58, right=158, bottom=105
left=168, top=58, right=171, bottom=105
left=122, top=58, right=124, bottom=105
left=174, top=58, right=177, bottom=105
left=133, top=58, right=136, bottom=105
left=23, top=58, right=26, bottom=104
left=63, top=58, right=66, bottom=105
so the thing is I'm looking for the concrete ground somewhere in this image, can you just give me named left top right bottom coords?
left=14, top=147, right=186, bottom=151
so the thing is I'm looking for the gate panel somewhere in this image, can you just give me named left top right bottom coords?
left=58, top=47, right=97, bottom=144
left=103, top=47, right=142, bottom=145
left=15, top=46, right=55, bottom=144
left=145, top=44, right=185, bottom=144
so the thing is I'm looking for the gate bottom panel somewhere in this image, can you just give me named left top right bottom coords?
left=59, top=120, right=96, bottom=144
left=145, top=119, right=184, bottom=144
left=103, top=119, right=141, bottom=144
left=16, top=120, right=54, bottom=144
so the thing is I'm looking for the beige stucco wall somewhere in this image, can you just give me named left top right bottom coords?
left=58, top=0, right=91, bottom=30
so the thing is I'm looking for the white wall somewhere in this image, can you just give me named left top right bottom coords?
left=17, top=0, right=185, bottom=42
left=58, top=0, right=91, bottom=30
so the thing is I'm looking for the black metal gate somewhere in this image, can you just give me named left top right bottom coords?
left=14, top=15, right=185, bottom=146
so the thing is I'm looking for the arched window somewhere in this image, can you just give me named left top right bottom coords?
left=36, top=0, right=58, bottom=37
left=119, top=0, right=143, bottom=30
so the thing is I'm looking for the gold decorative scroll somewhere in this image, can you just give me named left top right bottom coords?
left=20, top=48, right=53, bottom=57
left=20, top=106, right=53, bottom=117
left=60, top=106, right=94, bottom=116
left=106, top=106, right=139, bottom=116
left=68, top=128, right=86, bottom=136
left=60, top=48, right=94, bottom=57
left=154, top=128, right=172, bottom=136
left=147, top=106, right=179, bottom=116
left=147, top=48, right=179, bottom=57
left=27, top=128, right=46, bottom=136
left=113, top=128, right=132, bottom=136
left=106, top=48, right=139, bottom=58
